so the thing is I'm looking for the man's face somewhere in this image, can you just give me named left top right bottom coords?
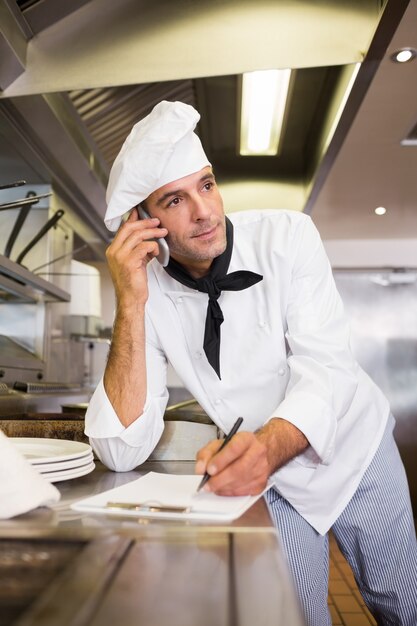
left=145, top=167, right=227, bottom=270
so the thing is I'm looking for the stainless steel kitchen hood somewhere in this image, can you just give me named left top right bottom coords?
left=0, top=253, right=70, bottom=303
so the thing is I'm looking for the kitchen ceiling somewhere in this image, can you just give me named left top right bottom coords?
left=311, top=0, right=417, bottom=241
left=67, top=66, right=344, bottom=180
left=0, top=0, right=415, bottom=261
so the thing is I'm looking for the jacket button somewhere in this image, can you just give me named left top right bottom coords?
left=214, top=399, right=222, bottom=405
left=177, top=297, right=183, bottom=304
left=278, top=367, right=286, bottom=376
left=195, top=351, right=203, bottom=359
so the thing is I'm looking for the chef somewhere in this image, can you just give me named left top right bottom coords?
left=85, top=101, right=417, bottom=626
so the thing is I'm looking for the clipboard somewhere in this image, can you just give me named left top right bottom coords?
left=71, top=472, right=271, bottom=522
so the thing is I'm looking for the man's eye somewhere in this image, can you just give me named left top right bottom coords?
left=168, top=197, right=181, bottom=207
left=203, top=182, right=213, bottom=191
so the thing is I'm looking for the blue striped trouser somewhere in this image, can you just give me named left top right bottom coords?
left=265, top=416, right=417, bottom=626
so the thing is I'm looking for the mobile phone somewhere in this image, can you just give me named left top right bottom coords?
left=137, top=205, right=170, bottom=267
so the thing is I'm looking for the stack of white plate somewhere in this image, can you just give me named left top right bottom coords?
left=10, top=438, right=95, bottom=483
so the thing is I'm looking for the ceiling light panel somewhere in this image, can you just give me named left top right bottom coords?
left=240, top=69, right=291, bottom=156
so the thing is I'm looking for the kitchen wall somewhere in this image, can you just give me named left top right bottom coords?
left=333, top=270, right=417, bottom=511
left=323, top=236, right=417, bottom=511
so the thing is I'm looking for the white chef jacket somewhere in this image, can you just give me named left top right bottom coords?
left=86, top=210, right=390, bottom=534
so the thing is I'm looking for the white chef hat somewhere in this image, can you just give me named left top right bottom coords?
left=104, top=100, right=211, bottom=231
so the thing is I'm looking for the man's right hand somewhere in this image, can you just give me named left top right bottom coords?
left=105, top=209, right=168, bottom=308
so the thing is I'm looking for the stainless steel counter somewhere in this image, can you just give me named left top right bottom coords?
left=0, top=462, right=305, bottom=626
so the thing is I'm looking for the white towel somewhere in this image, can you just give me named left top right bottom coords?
left=0, top=430, right=60, bottom=519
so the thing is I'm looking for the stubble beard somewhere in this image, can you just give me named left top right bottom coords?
left=167, top=220, right=227, bottom=262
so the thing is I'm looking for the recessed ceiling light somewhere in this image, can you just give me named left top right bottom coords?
left=240, top=69, right=291, bottom=156
left=375, top=206, right=386, bottom=215
left=391, top=48, right=416, bottom=63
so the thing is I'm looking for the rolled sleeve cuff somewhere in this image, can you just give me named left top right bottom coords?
left=85, top=377, right=168, bottom=453
left=268, top=392, right=336, bottom=467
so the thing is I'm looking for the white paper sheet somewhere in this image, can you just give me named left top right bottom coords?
left=71, top=472, right=270, bottom=521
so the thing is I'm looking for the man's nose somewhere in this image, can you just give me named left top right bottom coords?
left=190, top=194, right=211, bottom=221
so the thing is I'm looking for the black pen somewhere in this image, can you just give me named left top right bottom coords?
left=197, top=417, right=244, bottom=492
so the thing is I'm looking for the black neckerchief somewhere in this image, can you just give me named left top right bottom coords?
left=164, top=217, right=263, bottom=378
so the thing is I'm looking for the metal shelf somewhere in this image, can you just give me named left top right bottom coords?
left=0, top=253, right=70, bottom=303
